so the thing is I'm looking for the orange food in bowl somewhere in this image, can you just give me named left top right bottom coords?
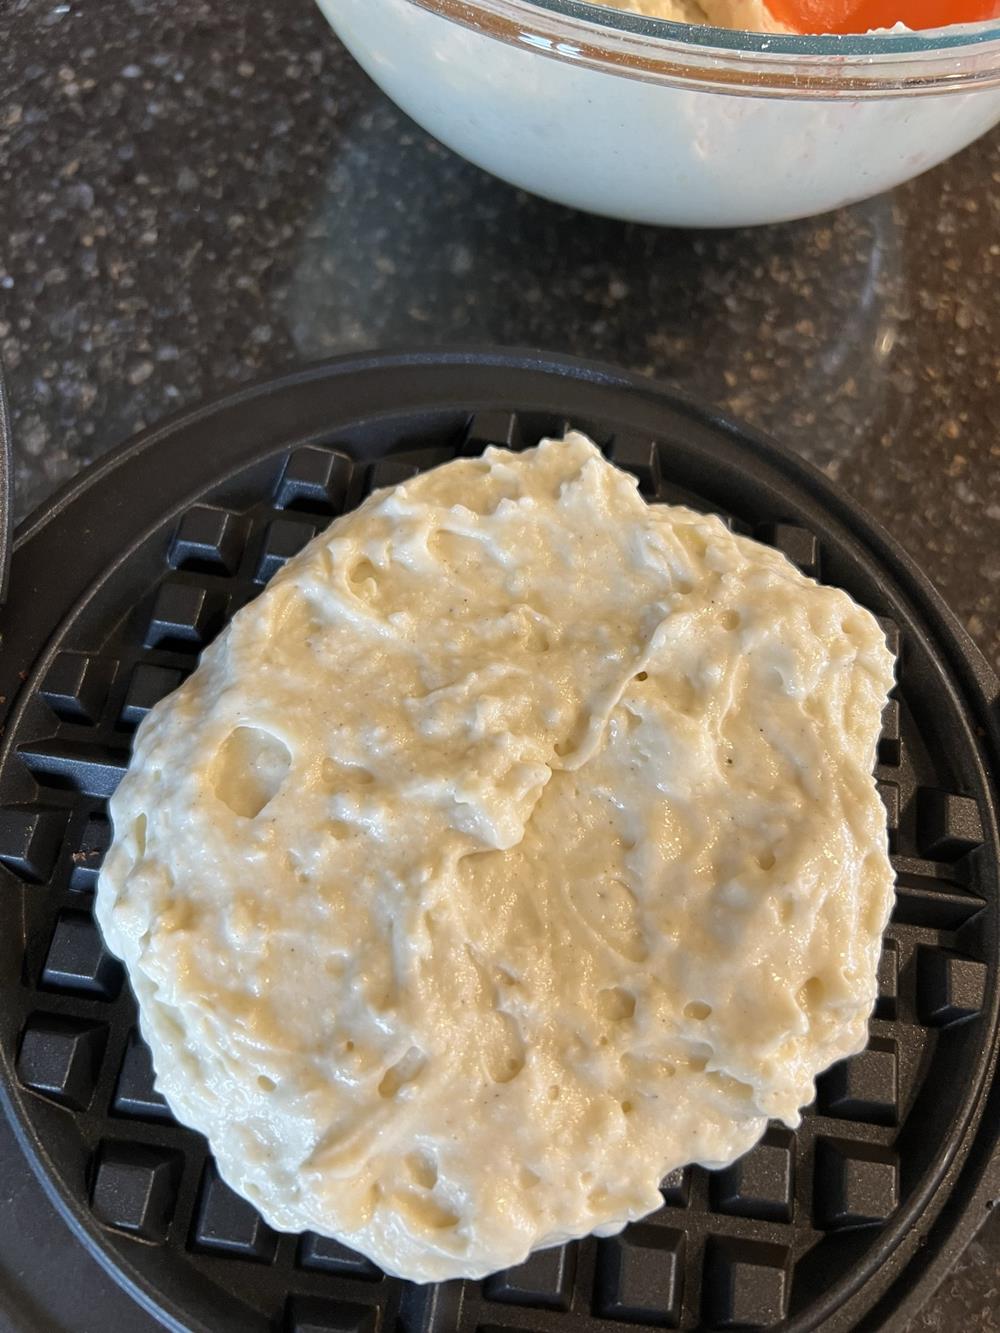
left=765, top=0, right=1000, bottom=33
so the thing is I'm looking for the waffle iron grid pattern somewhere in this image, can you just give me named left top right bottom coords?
left=0, top=409, right=993, bottom=1333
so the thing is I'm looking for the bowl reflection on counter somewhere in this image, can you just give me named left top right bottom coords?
left=316, top=0, right=1000, bottom=226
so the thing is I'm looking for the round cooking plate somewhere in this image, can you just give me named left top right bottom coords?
left=0, top=350, right=997, bottom=1333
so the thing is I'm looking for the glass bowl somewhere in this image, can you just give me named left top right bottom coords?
left=315, top=0, right=1000, bottom=225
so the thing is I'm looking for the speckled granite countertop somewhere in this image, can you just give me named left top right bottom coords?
left=0, top=1, right=998, bottom=1330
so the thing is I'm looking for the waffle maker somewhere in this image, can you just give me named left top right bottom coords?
left=0, top=349, right=997, bottom=1333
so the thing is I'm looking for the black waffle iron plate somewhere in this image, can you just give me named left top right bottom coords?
left=0, top=350, right=997, bottom=1333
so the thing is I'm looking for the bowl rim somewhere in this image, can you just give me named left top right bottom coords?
left=401, top=0, right=1000, bottom=95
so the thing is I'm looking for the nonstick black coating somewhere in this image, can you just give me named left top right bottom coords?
left=0, top=349, right=997, bottom=1333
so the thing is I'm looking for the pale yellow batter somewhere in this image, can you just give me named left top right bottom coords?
left=601, top=0, right=790, bottom=30
left=97, top=434, right=895, bottom=1282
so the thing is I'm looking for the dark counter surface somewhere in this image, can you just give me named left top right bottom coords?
left=0, top=1, right=998, bottom=1330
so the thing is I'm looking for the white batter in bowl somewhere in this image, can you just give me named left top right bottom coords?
left=316, top=0, right=1000, bottom=226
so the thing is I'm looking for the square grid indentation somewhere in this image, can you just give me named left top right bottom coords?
left=0, top=419, right=992, bottom=1333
